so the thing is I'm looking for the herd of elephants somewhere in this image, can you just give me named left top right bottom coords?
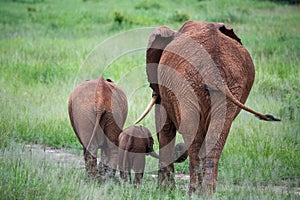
left=68, top=20, right=280, bottom=196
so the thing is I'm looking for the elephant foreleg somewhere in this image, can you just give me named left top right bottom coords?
left=98, top=144, right=117, bottom=181
left=104, top=149, right=118, bottom=179
left=84, top=149, right=98, bottom=179
left=98, top=150, right=109, bottom=180
left=155, top=106, right=176, bottom=188
left=134, top=173, right=143, bottom=186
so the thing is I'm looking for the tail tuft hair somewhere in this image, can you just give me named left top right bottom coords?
left=256, top=114, right=281, bottom=122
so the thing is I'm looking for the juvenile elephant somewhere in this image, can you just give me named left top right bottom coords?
left=136, top=21, right=280, bottom=195
left=68, top=77, right=128, bottom=180
left=118, top=126, right=158, bottom=185
left=118, top=126, right=189, bottom=185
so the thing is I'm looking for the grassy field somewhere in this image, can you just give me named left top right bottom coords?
left=0, top=0, right=299, bottom=199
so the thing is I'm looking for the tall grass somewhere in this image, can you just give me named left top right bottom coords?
left=0, top=0, right=299, bottom=199
left=1, top=143, right=298, bottom=200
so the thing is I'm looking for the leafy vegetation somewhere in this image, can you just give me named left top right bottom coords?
left=258, top=0, right=300, bottom=5
left=0, top=0, right=299, bottom=199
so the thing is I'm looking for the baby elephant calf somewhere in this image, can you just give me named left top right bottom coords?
left=118, top=126, right=158, bottom=185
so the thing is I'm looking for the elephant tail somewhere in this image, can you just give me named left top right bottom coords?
left=86, top=77, right=107, bottom=153
left=135, top=84, right=281, bottom=124
left=221, top=85, right=281, bottom=121
left=86, top=112, right=103, bottom=153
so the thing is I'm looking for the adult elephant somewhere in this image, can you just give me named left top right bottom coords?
left=135, top=21, right=280, bottom=195
left=68, top=77, right=128, bottom=180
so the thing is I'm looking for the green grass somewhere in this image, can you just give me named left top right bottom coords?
left=1, top=143, right=298, bottom=200
left=0, top=0, right=299, bottom=199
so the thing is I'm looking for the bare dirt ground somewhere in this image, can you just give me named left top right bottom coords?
left=25, top=144, right=300, bottom=196
left=25, top=144, right=85, bottom=168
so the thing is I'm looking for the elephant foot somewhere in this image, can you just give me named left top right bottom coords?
left=133, top=173, right=143, bottom=186
left=98, top=164, right=116, bottom=182
left=188, top=182, right=214, bottom=197
left=158, top=177, right=175, bottom=190
left=199, top=176, right=216, bottom=196
left=98, top=162, right=105, bottom=177
left=188, top=158, right=217, bottom=196
left=199, top=159, right=217, bottom=195
left=84, top=151, right=98, bottom=179
left=104, top=165, right=116, bottom=179
left=188, top=185, right=196, bottom=196
left=158, top=167, right=175, bottom=189
left=120, top=171, right=131, bottom=183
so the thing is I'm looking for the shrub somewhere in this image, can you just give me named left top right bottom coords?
left=256, top=0, right=299, bottom=4
left=113, top=11, right=132, bottom=25
left=171, top=10, right=190, bottom=23
left=135, top=0, right=161, bottom=10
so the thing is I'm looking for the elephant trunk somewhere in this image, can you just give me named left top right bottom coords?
left=135, top=95, right=157, bottom=124
left=149, top=151, right=159, bottom=159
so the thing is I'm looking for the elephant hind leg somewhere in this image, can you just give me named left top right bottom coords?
left=188, top=152, right=218, bottom=196
left=187, top=139, right=202, bottom=195
left=84, top=149, right=98, bottom=179
left=198, top=105, right=236, bottom=195
left=199, top=157, right=219, bottom=195
left=134, top=173, right=143, bottom=186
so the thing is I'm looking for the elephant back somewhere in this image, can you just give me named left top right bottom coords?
left=95, top=77, right=128, bottom=130
left=119, top=126, right=153, bottom=154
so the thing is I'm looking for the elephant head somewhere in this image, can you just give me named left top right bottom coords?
left=135, top=20, right=280, bottom=195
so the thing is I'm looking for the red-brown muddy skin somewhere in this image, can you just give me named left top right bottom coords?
left=68, top=77, right=128, bottom=180
left=143, top=20, right=279, bottom=195
left=118, top=126, right=158, bottom=185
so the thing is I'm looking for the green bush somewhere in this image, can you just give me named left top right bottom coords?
left=135, top=0, right=161, bottom=10
left=256, top=0, right=300, bottom=4
left=171, top=10, right=190, bottom=22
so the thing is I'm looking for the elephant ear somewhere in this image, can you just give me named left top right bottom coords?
left=215, top=23, right=242, bottom=45
left=146, top=26, right=176, bottom=93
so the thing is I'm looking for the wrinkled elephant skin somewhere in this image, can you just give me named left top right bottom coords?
left=137, top=20, right=280, bottom=195
left=68, top=77, right=128, bottom=180
left=118, top=126, right=158, bottom=185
